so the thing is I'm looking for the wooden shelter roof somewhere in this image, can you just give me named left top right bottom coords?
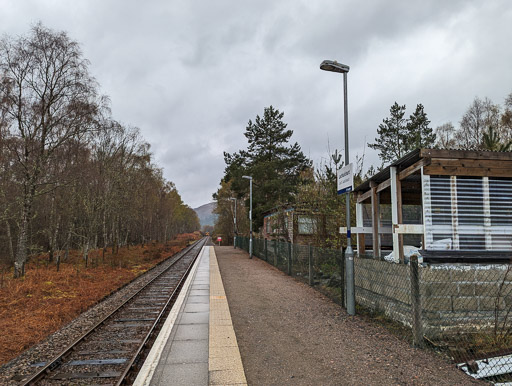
left=355, top=148, right=512, bottom=194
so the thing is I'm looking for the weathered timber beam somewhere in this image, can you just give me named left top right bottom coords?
left=377, top=178, right=391, bottom=193
left=424, top=165, right=512, bottom=178
left=430, top=158, right=512, bottom=170
left=420, top=148, right=512, bottom=161
left=398, top=158, right=431, bottom=180
left=357, top=189, right=372, bottom=203
left=392, top=224, right=424, bottom=234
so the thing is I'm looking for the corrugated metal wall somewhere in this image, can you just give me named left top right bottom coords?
left=423, top=175, right=512, bottom=251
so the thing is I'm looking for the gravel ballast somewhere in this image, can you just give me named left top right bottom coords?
left=0, top=244, right=196, bottom=385
left=215, top=246, right=482, bottom=385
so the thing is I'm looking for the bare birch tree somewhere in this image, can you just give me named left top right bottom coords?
left=456, top=97, right=501, bottom=149
left=0, top=24, right=100, bottom=277
left=0, top=24, right=200, bottom=273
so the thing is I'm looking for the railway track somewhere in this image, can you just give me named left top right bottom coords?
left=20, top=237, right=208, bottom=385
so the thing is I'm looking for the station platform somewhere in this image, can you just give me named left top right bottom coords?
left=134, top=246, right=247, bottom=386
left=134, top=244, right=478, bottom=386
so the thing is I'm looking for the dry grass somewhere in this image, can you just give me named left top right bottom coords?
left=0, top=232, right=200, bottom=365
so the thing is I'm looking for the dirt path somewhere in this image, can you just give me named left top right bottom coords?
left=215, top=246, right=481, bottom=386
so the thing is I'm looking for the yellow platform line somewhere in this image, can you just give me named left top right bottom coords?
left=209, top=246, right=247, bottom=385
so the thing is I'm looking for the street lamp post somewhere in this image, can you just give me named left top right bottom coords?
left=229, top=197, right=237, bottom=249
left=320, top=59, right=355, bottom=315
left=242, top=175, right=253, bottom=259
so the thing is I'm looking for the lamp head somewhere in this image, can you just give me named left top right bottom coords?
left=242, top=175, right=252, bottom=180
left=320, top=60, right=349, bottom=73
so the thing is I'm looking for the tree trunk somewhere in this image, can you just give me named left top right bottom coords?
left=141, top=212, right=145, bottom=246
left=123, top=230, right=129, bottom=248
left=112, top=218, right=119, bottom=255
left=64, top=224, right=73, bottom=261
left=102, top=208, right=108, bottom=259
left=14, top=211, right=29, bottom=278
left=51, top=216, right=59, bottom=263
left=48, top=243, right=54, bottom=264
left=5, top=220, right=15, bottom=263
left=83, top=239, right=89, bottom=268
left=14, top=188, right=34, bottom=278
left=93, top=233, right=98, bottom=267
left=47, top=192, right=56, bottom=263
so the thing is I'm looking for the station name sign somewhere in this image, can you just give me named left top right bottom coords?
left=337, top=163, right=353, bottom=195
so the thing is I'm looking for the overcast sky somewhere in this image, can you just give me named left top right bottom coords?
left=1, top=0, right=511, bottom=208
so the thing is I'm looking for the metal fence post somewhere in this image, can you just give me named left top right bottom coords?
left=410, top=254, right=424, bottom=348
left=308, top=243, right=313, bottom=286
left=287, top=242, right=292, bottom=276
left=264, top=238, right=268, bottom=261
left=273, top=239, right=277, bottom=266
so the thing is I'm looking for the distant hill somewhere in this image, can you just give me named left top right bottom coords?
left=194, top=202, right=218, bottom=228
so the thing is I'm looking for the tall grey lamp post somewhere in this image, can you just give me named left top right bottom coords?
left=320, top=59, right=355, bottom=315
left=229, top=197, right=237, bottom=249
left=242, top=175, right=253, bottom=259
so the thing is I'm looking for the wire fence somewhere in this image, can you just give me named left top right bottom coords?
left=237, top=236, right=345, bottom=305
left=236, top=236, right=512, bottom=383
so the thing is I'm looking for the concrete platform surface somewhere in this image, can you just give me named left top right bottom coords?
left=134, top=246, right=246, bottom=386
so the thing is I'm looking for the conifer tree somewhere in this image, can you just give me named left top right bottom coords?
left=406, top=103, right=435, bottom=151
left=369, top=102, right=407, bottom=164
left=223, top=105, right=311, bottom=229
left=370, top=102, right=435, bottom=165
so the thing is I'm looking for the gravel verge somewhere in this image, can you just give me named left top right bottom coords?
left=0, top=243, right=196, bottom=385
left=215, top=246, right=483, bottom=386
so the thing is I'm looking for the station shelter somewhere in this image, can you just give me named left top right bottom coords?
left=351, top=148, right=512, bottom=263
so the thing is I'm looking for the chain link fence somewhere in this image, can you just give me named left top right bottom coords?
left=235, top=236, right=512, bottom=383
left=238, top=236, right=345, bottom=305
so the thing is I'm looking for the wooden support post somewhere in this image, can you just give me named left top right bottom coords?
left=390, top=167, right=399, bottom=263
left=410, top=254, right=424, bottom=347
left=390, top=167, right=404, bottom=263
left=397, top=176, right=404, bottom=262
left=356, top=195, right=365, bottom=255
left=370, top=181, right=381, bottom=258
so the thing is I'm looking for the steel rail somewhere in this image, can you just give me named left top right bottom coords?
left=21, top=237, right=206, bottom=385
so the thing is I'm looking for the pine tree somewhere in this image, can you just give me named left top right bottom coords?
left=369, top=102, right=407, bottom=164
left=370, top=102, right=436, bottom=165
left=482, top=126, right=512, bottom=152
left=406, top=103, right=435, bottom=151
left=223, top=106, right=311, bottom=229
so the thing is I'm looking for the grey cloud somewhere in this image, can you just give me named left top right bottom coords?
left=1, top=0, right=511, bottom=207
